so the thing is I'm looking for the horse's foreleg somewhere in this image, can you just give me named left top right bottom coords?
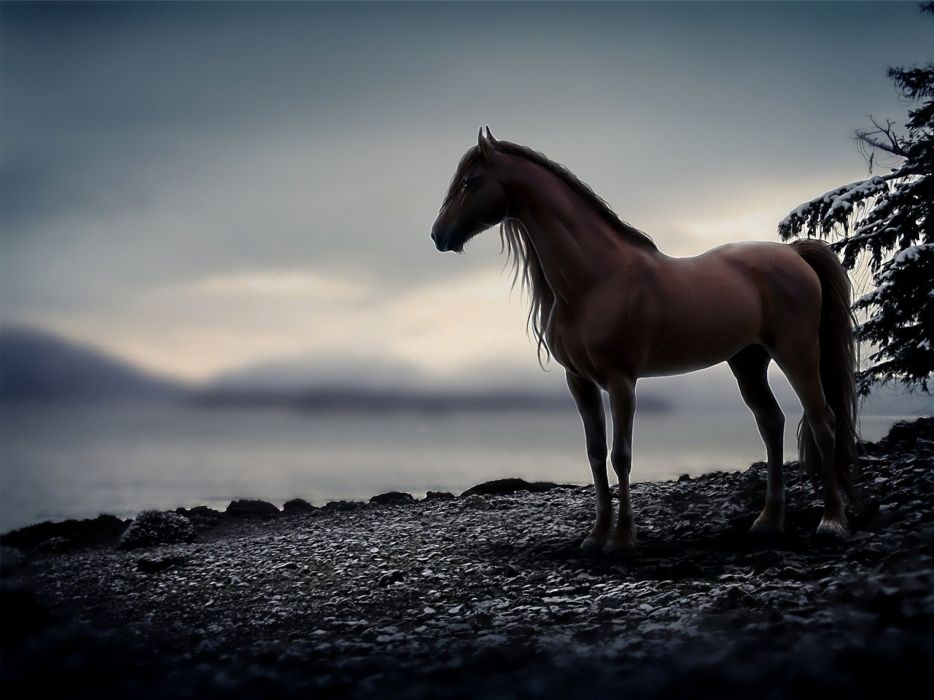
left=566, top=372, right=611, bottom=553
left=605, top=374, right=637, bottom=553
left=729, top=346, right=786, bottom=535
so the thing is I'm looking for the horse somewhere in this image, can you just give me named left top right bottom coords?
left=430, top=127, right=859, bottom=553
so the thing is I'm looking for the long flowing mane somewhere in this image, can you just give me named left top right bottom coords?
left=445, top=141, right=656, bottom=364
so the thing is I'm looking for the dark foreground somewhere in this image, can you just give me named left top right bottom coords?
left=2, top=418, right=933, bottom=699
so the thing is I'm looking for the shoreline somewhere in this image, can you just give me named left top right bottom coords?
left=1, top=417, right=932, bottom=699
left=0, top=408, right=918, bottom=535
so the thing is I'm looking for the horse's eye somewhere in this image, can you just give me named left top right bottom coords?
left=461, top=179, right=470, bottom=190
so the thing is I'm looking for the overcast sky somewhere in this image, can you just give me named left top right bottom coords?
left=1, top=1, right=932, bottom=392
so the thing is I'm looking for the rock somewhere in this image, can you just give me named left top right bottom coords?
left=174, top=506, right=224, bottom=531
left=283, top=498, right=317, bottom=513
left=460, top=494, right=492, bottom=510
left=118, top=510, right=195, bottom=550
left=677, top=474, right=692, bottom=482
left=322, top=500, right=365, bottom=512
left=378, top=570, right=404, bottom=586
left=0, top=514, right=128, bottom=552
left=225, top=499, right=280, bottom=518
left=370, top=492, right=414, bottom=506
left=868, top=416, right=933, bottom=454
left=425, top=491, right=455, bottom=501
left=461, top=478, right=566, bottom=497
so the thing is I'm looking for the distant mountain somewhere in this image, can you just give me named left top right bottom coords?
left=193, top=385, right=671, bottom=414
left=207, top=350, right=931, bottom=417
left=205, top=351, right=672, bottom=413
left=0, top=325, right=185, bottom=403
left=2, top=323, right=927, bottom=416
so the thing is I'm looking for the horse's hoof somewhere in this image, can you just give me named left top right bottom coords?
left=602, top=534, right=636, bottom=555
left=749, top=515, right=784, bottom=538
left=815, top=516, right=848, bottom=540
left=579, top=535, right=606, bottom=554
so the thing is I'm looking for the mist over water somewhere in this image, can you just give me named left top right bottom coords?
left=0, top=403, right=908, bottom=532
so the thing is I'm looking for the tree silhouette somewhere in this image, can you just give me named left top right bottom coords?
left=779, top=2, right=933, bottom=395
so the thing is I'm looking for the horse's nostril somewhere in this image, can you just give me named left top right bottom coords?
left=431, top=231, right=438, bottom=243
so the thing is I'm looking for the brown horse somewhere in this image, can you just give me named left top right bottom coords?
left=430, top=127, right=859, bottom=553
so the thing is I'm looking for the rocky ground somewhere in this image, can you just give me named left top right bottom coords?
left=2, top=418, right=933, bottom=699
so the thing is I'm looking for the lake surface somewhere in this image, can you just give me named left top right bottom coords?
left=0, top=403, right=915, bottom=532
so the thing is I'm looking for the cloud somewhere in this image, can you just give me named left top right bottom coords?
left=2, top=1, right=931, bottom=383
left=193, top=270, right=372, bottom=299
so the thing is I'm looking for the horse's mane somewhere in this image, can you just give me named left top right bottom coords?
left=445, top=140, right=656, bottom=366
left=495, top=141, right=657, bottom=250
left=500, top=216, right=555, bottom=366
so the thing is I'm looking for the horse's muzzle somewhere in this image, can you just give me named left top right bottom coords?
left=431, top=226, right=451, bottom=252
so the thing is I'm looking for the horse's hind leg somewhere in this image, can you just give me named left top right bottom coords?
left=728, top=346, right=786, bottom=535
left=772, top=343, right=847, bottom=537
left=566, top=372, right=611, bottom=553
left=728, top=346, right=786, bottom=534
left=604, top=374, right=637, bottom=553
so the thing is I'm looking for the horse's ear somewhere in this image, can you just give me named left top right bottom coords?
left=478, top=125, right=497, bottom=162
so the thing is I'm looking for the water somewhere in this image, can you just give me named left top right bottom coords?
left=0, top=403, right=912, bottom=532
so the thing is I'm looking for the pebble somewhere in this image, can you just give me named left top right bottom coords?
left=3, top=418, right=932, bottom=700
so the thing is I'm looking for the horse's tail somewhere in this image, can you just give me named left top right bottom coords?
left=790, top=239, right=859, bottom=500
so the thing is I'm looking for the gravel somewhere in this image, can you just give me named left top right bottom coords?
left=1, top=417, right=932, bottom=699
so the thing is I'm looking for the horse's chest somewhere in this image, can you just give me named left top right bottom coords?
left=548, top=310, right=621, bottom=382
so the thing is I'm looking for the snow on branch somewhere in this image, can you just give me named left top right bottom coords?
left=778, top=175, right=890, bottom=240
left=778, top=168, right=921, bottom=242
left=892, top=242, right=934, bottom=265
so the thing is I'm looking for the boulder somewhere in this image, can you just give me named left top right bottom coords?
left=174, top=505, right=224, bottom=529
left=870, top=416, right=934, bottom=454
left=283, top=498, right=317, bottom=514
left=322, top=500, right=365, bottom=512
left=461, top=478, right=565, bottom=497
left=370, top=491, right=415, bottom=506
left=118, top=510, right=195, bottom=550
left=224, top=499, right=280, bottom=518
left=425, top=491, right=455, bottom=501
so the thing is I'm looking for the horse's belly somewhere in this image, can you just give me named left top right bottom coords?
left=638, top=339, right=750, bottom=377
left=638, top=288, right=762, bottom=376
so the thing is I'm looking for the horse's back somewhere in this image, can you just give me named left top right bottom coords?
left=624, top=241, right=819, bottom=375
left=708, top=239, right=822, bottom=307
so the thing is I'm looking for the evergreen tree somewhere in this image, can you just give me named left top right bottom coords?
left=779, top=3, right=934, bottom=395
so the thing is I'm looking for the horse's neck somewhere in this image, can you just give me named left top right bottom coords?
left=504, top=160, right=643, bottom=305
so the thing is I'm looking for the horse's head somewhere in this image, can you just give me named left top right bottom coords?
left=431, top=126, right=509, bottom=253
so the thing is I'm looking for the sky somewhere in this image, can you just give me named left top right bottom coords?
left=1, top=1, right=932, bottom=398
